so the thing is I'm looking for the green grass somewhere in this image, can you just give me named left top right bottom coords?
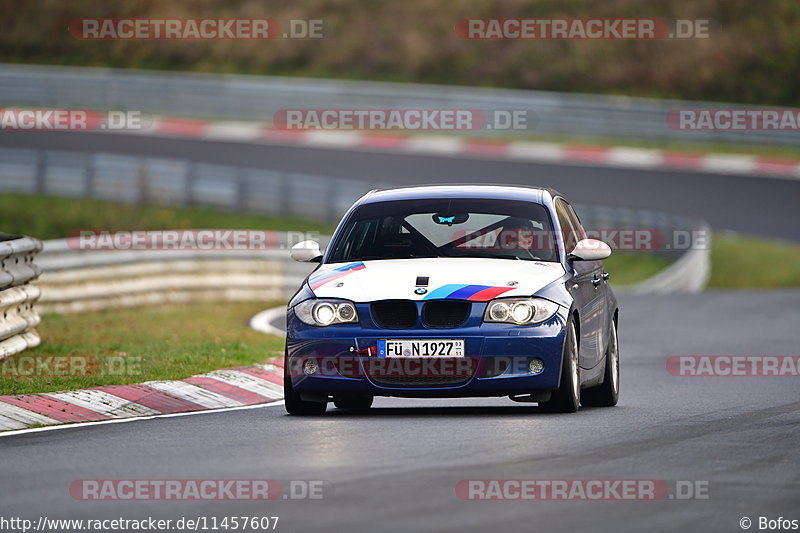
left=0, top=302, right=285, bottom=395
left=603, top=252, right=673, bottom=286
left=0, top=194, right=334, bottom=241
left=708, top=232, right=800, bottom=288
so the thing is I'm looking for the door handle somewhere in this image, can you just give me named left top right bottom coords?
left=602, top=272, right=610, bottom=281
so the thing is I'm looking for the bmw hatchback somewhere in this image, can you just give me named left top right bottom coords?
left=284, top=185, right=619, bottom=415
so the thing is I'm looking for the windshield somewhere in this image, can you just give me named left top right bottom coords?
left=327, top=198, right=558, bottom=263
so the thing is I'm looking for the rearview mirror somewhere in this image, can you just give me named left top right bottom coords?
left=569, top=239, right=611, bottom=261
left=290, top=240, right=323, bottom=262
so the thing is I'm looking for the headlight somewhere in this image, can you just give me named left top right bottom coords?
left=295, top=299, right=359, bottom=326
left=483, top=297, right=559, bottom=325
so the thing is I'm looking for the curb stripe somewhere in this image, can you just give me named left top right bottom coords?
left=239, top=367, right=284, bottom=386
left=260, top=129, right=306, bottom=143
left=0, top=402, right=60, bottom=430
left=205, top=369, right=283, bottom=399
left=463, top=140, right=509, bottom=155
left=143, top=115, right=800, bottom=180
left=565, top=145, right=611, bottom=162
left=183, top=376, right=270, bottom=404
left=358, top=134, right=409, bottom=148
left=46, top=390, right=161, bottom=418
left=155, top=117, right=209, bottom=136
left=96, top=384, right=206, bottom=414
left=144, top=381, right=244, bottom=409
left=0, top=395, right=111, bottom=423
left=661, top=152, right=705, bottom=168
left=0, top=363, right=284, bottom=433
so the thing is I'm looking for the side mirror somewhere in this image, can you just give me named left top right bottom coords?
left=290, top=240, right=323, bottom=262
left=569, top=239, right=611, bottom=261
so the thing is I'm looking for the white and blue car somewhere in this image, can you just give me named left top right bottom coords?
left=284, top=185, right=619, bottom=414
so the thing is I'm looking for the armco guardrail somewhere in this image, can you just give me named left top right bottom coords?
left=0, top=147, right=711, bottom=240
left=631, top=224, right=711, bottom=294
left=0, top=148, right=391, bottom=225
left=0, top=235, right=43, bottom=359
left=0, top=63, right=796, bottom=146
left=35, top=235, right=328, bottom=314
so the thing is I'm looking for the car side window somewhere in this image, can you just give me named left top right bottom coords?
left=563, top=202, right=587, bottom=242
left=555, top=199, right=579, bottom=252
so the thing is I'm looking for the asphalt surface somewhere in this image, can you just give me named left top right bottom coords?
left=1, top=291, right=799, bottom=533
left=1, top=130, right=799, bottom=242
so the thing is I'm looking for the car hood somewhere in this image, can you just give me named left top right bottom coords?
left=308, top=258, right=565, bottom=302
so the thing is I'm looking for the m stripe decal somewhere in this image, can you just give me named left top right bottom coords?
left=309, top=262, right=365, bottom=290
left=423, top=284, right=515, bottom=301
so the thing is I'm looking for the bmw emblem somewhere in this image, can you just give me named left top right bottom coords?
left=414, top=287, right=428, bottom=295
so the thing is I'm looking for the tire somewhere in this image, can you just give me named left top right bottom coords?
left=539, top=319, right=580, bottom=413
left=333, top=395, right=374, bottom=410
left=284, top=374, right=327, bottom=416
left=581, top=321, right=619, bottom=407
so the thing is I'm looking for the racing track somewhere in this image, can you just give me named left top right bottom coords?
left=0, top=130, right=799, bottom=241
left=1, top=131, right=799, bottom=532
left=1, top=291, right=799, bottom=532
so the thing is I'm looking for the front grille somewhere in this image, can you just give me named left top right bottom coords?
left=367, top=357, right=474, bottom=387
left=370, top=375, right=470, bottom=386
left=371, top=300, right=418, bottom=328
left=423, top=300, right=471, bottom=328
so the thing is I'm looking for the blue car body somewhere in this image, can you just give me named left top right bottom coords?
left=285, top=185, right=618, bottom=407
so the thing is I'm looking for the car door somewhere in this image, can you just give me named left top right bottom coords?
left=557, top=199, right=606, bottom=370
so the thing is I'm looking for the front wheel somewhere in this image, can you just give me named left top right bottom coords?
left=539, top=319, right=580, bottom=413
left=284, top=375, right=327, bottom=416
left=581, top=321, right=619, bottom=407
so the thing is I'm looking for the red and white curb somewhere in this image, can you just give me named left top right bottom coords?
left=0, top=361, right=284, bottom=433
left=118, top=116, right=800, bottom=180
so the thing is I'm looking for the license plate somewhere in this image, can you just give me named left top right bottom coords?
left=377, top=339, right=465, bottom=357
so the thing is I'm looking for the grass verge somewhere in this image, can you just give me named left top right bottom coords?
left=603, top=252, right=673, bottom=286
left=0, top=194, right=334, bottom=241
left=708, top=233, right=800, bottom=288
left=0, top=302, right=285, bottom=395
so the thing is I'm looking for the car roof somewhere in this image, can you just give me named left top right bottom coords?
left=358, top=184, right=564, bottom=206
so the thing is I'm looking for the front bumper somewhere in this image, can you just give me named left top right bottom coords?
left=286, top=303, right=568, bottom=399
